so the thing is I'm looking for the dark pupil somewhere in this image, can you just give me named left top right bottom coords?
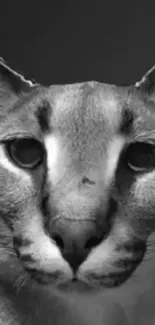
left=11, top=138, right=43, bottom=167
left=128, top=143, right=154, bottom=168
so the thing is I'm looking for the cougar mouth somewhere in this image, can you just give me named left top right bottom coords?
left=57, top=277, right=97, bottom=294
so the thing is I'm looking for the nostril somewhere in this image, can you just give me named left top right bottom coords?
left=82, top=176, right=96, bottom=185
left=85, top=236, right=102, bottom=250
left=53, top=234, right=64, bottom=251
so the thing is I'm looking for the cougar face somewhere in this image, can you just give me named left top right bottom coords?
left=0, top=60, right=155, bottom=292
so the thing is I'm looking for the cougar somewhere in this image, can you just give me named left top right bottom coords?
left=0, top=58, right=155, bottom=324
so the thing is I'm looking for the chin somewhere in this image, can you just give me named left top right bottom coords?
left=57, top=279, right=98, bottom=295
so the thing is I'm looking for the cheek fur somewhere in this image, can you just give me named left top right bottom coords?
left=134, top=171, right=155, bottom=207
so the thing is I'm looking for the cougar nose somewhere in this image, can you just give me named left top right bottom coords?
left=51, top=220, right=102, bottom=273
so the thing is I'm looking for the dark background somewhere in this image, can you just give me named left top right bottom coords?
left=0, top=1, right=155, bottom=85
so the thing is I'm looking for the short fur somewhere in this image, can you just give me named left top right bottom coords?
left=0, top=59, right=155, bottom=324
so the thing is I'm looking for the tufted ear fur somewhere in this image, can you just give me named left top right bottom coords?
left=135, top=65, right=155, bottom=102
left=0, top=58, right=36, bottom=110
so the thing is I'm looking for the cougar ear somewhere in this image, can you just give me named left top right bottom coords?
left=135, top=65, right=155, bottom=100
left=0, top=58, right=36, bottom=109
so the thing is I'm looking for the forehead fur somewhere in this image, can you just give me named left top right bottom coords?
left=47, top=82, right=126, bottom=128
left=1, top=81, right=155, bottom=144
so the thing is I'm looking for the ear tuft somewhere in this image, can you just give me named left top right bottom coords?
left=135, top=65, right=155, bottom=95
left=0, top=59, right=36, bottom=93
left=0, top=58, right=37, bottom=110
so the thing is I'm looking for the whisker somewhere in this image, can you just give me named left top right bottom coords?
left=14, top=272, right=29, bottom=295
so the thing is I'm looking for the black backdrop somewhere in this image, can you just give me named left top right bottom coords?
left=0, top=1, right=155, bottom=85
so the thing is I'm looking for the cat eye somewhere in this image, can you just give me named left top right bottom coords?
left=6, top=138, right=45, bottom=169
left=126, top=142, right=155, bottom=172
